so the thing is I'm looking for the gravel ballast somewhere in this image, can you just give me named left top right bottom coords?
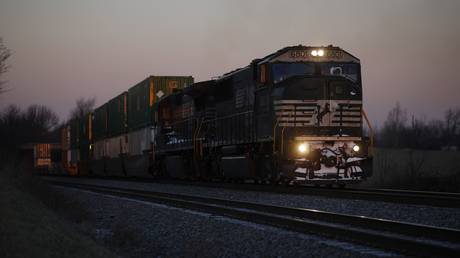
left=55, top=186, right=400, bottom=257
left=48, top=177, right=460, bottom=230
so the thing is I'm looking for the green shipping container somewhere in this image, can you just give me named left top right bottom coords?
left=128, top=75, right=194, bottom=130
left=93, top=104, right=108, bottom=141
left=107, top=92, right=128, bottom=137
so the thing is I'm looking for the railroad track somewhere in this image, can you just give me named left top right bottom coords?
left=44, top=175, right=460, bottom=208
left=52, top=180, right=460, bottom=257
left=150, top=179, right=460, bottom=208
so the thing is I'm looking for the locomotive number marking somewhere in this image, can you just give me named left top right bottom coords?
left=326, top=50, right=344, bottom=59
left=289, top=50, right=344, bottom=59
left=290, top=50, right=310, bottom=58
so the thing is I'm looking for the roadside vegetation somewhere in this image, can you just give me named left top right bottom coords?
left=0, top=165, right=115, bottom=258
left=0, top=36, right=113, bottom=257
left=361, top=103, right=460, bottom=191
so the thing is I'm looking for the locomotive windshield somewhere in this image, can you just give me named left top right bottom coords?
left=272, top=63, right=315, bottom=83
left=272, top=62, right=360, bottom=83
left=272, top=77, right=361, bottom=100
left=320, top=62, right=360, bottom=82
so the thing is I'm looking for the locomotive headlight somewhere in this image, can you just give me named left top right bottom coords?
left=317, top=49, right=324, bottom=56
left=311, top=50, right=318, bottom=56
left=297, top=142, right=309, bottom=154
left=352, top=145, right=360, bottom=152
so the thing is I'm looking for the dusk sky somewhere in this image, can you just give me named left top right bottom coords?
left=0, top=0, right=459, bottom=126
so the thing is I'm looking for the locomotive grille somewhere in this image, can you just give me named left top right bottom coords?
left=331, top=103, right=362, bottom=127
left=274, top=100, right=362, bottom=127
left=274, top=100, right=316, bottom=127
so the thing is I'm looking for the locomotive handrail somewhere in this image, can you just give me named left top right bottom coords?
left=273, top=118, right=280, bottom=153
left=208, top=110, right=253, bottom=122
left=167, top=110, right=253, bottom=126
left=362, top=110, right=374, bottom=156
left=193, top=118, right=204, bottom=159
left=197, top=119, right=204, bottom=157
left=280, top=126, right=287, bottom=155
left=200, top=110, right=254, bottom=146
left=281, top=104, right=297, bottom=154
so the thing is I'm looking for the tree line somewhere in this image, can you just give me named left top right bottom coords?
left=376, top=103, right=460, bottom=150
left=0, top=99, right=95, bottom=165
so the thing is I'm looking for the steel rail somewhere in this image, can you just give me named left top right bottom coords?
left=150, top=179, right=460, bottom=208
left=43, top=175, right=460, bottom=208
left=348, top=187, right=460, bottom=198
left=52, top=180, right=460, bottom=257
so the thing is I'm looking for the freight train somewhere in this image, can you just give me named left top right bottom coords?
left=62, top=45, right=373, bottom=185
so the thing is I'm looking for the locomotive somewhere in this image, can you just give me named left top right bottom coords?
left=62, top=45, right=373, bottom=185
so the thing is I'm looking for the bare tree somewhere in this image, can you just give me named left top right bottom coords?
left=0, top=37, right=12, bottom=93
left=24, top=105, right=59, bottom=132
left=0, top=104, right=21, bottom=125
left=380, top=102, right=408, bottom=148
left=444, top=108, right=460, bottom=147
left=0, top=104, right=59, bottom=163
left=69, top=97, right=96, bottom=121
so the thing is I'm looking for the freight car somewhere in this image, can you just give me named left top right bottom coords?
left=64, top=45, right=373, bottom=185
left=63, top=75, right=194, bottom=177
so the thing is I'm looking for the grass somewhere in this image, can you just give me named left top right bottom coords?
left=361, top=148, right=460, bottom=192
left=0, top=165, right=115, bottom=258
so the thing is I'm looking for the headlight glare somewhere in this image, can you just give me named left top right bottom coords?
left=297, top=143, right=309, bottom=154
left=353, top=145, right=360, bottom=152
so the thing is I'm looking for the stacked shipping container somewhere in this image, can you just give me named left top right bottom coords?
left=60, top=125, right=70, bottom=173
left=91, top=104, right=108, bottom=175
left=78, top=114, right=92, bottom=175
left=69, top=119, right=79, bottom=171
left=71, top=75, right=194, bottom=176
left=126, top=76, right=193, bottom=175
left=105, top=93, right=128, bottom=175
left=128, top=76, right=194, bottom=129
